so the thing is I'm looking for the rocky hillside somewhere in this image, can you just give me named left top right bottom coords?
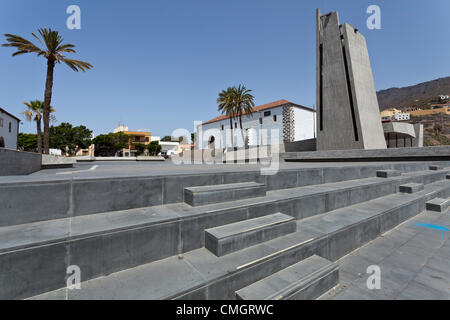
left=410, top=113, right=450, bottom=146
left=377, top=76, right=450, bottom=110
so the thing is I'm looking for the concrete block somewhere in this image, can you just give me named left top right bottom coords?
left=426, top=198, right=450, bottom=212
left=235, top=255, right=338, bottom=300
left=376, top=170, right=401, bottom=178
left=184, top=182, right=266, bottom=206
left=0, top=181, right=71, bottom=227
left=205, top=213, right=296, bottom=256
left=0, top=148, right=42, bottom=176
left=72, top=177, right=164, bottom=215
left=399, top=183, right=424, bottom=194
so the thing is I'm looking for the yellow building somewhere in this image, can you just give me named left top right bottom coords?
left=122, top=131, right=151, bottom=156
left=380, top=108, right=402, bottom=118
left=113, top=126, right=151, bottom=156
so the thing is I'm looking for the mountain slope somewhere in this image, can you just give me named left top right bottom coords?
left=377, top=76, right=450, bottom=110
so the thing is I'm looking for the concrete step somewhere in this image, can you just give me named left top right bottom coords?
left=29, top=179, right=450, bottom=300
left=2, top=171, right=450, bottom=299
left=426, top=198, right=450, bottom=212
left=376, top=170, right=401, bottom=178
left=205, top=213, right=296, bottom=257
left=235, top=255, right=338, bottom=300
left=1, top=162, right=449, bottom=227
left=184, top=182, right=266, bottom=207
left=399, top=183, right=424, bottom=194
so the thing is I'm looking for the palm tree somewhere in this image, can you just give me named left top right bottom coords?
left=217, top=87, right=237, bottom=148
left=22, top=100, right=55, bottom=154
left=232, top=85, right=255, bottom=145
left=3, top=28, right=92, bottom=154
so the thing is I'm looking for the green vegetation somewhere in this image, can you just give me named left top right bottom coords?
left=49, top=122, right=93, bottom=155
left=134, top=143, right=147, bottom=156
left=18, top=133, right=38, bottom=151
left=21, top=100, right=55, bottom=154
left=161, top=136, right=187, bottom=143
left=2, top=28, right=92, bottom=154
left=92, top=132, right=129, bottom=156
left=147, top=141, right=162, bottom=156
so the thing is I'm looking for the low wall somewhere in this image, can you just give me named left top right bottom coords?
left=282, top=146, right=450, bottom=162
left=75, top=156, right=165, bottom=162
left=0, top=148, right=42, bottom=176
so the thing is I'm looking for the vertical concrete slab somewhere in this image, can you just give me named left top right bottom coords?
left=316, top=10, right=387, bottom=151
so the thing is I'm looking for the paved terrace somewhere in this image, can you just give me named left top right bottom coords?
left=319, top=209, right=450, bottom=300
left=0, top=160, right=447, bottom=182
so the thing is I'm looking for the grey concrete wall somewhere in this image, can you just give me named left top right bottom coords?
left=0, top=148, right=42, bottom=176
left=283, top=139, right=317, bottom=152
left=342, top=23, right=386, bottom=150
left=282, top=146, right=450, bottom=162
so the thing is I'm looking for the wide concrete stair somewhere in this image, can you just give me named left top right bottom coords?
left=235, top=255, right=338, bottom=300
left=1, top=162, right=450, bottom=299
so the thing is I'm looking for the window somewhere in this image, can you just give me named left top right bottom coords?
left=235, top=122, right=237, bottom=129
left=134, top=136, right=140, bottom=142
left=221, top=125, right=224, bottom=130
left=145, top=137, right=149, bottom=142
left=273, top=115, right=277, bottom=122
left=264, top=111, right=271, bottom=117
left=0, top=118, right=3, bottom=127
left=9, top=122, right=11, bottom=133
left=259, top=118, right=263, bottom=125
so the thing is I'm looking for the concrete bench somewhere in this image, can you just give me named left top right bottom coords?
left=376, top=170, right=402, bottom=178
left=399, top=183, right=424, bottom=194
left=184, top=182, right=266, bottom=206
left=205, top=213, right=296, bottom=257
left=426, top=198, right=450, bottom=212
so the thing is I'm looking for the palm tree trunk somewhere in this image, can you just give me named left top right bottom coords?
left=239, top=115, right=245, bottom=146
left=36, top=118, right=42, bottom=154
left=229, top=117, right=234, bottom=149
left=43, top=59, right=55, bottom=154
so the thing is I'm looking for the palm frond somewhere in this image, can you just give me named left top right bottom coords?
left=62, top=58, right=93, bottom=72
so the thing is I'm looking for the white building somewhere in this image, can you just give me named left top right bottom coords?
left=150, top=136, right=179, bottom=156
left=113, top=125, right=128, bottom=133
left=197, top=100, right=316, bottom=149
left=393, top=113, right=410, bottom=121
left=0, top=107, right=20, bottom=150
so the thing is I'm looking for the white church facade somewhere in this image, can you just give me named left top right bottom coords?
left=197, top=100, right=316, bottom=150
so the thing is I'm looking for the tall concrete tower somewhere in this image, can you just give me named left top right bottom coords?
left=316, top=9, right=387, bottom=151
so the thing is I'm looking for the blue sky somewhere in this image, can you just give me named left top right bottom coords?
left=1, top=0, right=449, bottom=137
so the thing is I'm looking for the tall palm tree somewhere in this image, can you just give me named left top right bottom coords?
left=22, top=100, right=55, bottom=154
left=217, top=87, right=237, bottom=148
left=232, top=85, right=255, bottom=144
left=3, top=28, right=92, bottom=154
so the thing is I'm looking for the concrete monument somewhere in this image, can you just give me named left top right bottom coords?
left=316, top=9, right=387, bottom=150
